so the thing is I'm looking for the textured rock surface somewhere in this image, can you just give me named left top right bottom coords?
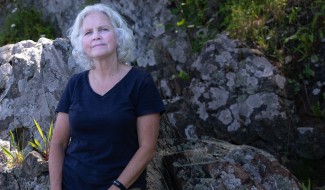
left=157, top=138, right=300, bottom=190
left=0, top=0, right=324, bottom=189
left=0, top=38, right=79, bottom=140
left=9, top=0, right=191, bottom=68
left=23, top=151, right=48, bottom=177
left=164, top=35, right=296, bottom=157
left=0, top=36, right=307, bottom=190
left=2, top=0, right=321, bottom=162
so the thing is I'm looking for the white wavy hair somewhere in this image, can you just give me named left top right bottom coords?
left=68, top=3, right=135, bottom=69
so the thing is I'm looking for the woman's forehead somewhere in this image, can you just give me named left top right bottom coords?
left=82, top=11, right=113, bottom=28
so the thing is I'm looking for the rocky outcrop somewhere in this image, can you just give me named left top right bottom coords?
left=164, top=35, right=296, bottom=157
left=162, top=35, right=325, bottom=161
left=0, top=36, right=304, bottom=189
left=0, top=38, right=79, bottom=139
left=0, top=151, right=49, bottom=190
left=152, top=138, right=300, bottom=190
left=0, top=139, right=301, bottom=190
left=1, top=0, right=190, bottom=67
left=0, top=0, right=323, bottom=188
left=1, top=0, right=320, bottom=161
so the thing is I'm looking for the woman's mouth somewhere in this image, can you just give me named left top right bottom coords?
left=92, top=44, right=106, bottom=48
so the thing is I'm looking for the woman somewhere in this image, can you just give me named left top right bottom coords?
left=49, top=3, right=165, bottom=190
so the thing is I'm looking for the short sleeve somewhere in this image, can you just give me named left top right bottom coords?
left=56, top=75, right=78, bottom=113
left=136, top=74, right=165, bottom=117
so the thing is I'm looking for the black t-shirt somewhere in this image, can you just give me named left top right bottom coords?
left=56, top=67, right=165, bottom=190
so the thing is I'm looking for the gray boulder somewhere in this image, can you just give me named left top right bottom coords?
left=0, top=36, right=303, bottom=190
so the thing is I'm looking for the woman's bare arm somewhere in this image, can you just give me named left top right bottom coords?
left=108, top=113, right=160, bottom=190
left=49, top=112, right=70, bottom=190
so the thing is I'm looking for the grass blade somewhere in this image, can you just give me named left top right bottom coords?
left=33, top=118, right=46, bottom=143
left=1, top=146, right=14, bottom=159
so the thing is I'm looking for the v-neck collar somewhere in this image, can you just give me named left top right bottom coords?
left=85, top=67, right=134, bottom=98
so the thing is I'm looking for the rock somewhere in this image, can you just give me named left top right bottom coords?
left=22, top=151, right=48, bottom=177
left=0, top=38, right=78, bottom=141
left=0, top=169, right=20, bottom=190
left=0, top=139, right=10, bottom=170
left=0, top=0, right=324, bottom=188
left=0, top=36, right=308, bottom=190
left=0, top=153, right=49, bottom=190
left=151, top=138, right=301, bottom=190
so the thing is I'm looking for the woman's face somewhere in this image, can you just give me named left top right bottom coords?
left=81, top=11, right=117, bottom=60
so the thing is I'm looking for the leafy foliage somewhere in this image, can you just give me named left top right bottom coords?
left=0, top=130, right=25, bottom=169
left=177, top=70, right=190, bottom=81
left=28, top=118, right=53, bottom=161
left=171, top=0, right=325, bottom=120
left=0, top=118, right=54, bottom=168
left=0, top=8, right=56, bottom=46
left=220, top=0, right=287, bottom=59
left=301, top=179, right=311, bottom=190
left=84, top=0, right=101, bottom=5
left=310, top=102, right=325, bottom=119
left=169, top=0, right=219, bottom=52
left=169, top=2, right=324, bottom=186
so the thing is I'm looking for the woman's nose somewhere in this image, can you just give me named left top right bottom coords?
left=92, top=31, right=101, bottom=40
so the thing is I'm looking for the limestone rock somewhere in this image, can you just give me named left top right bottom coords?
left=22, top=151, right=48, bottom=177
left=150, top=138, right=301, bottom=190
left=0, top=0, right=323, bottom=187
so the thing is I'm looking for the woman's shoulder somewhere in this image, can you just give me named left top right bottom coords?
left=67, top=70, right=89, bottom=86
left=71, top=70, right=88, bottom=80
left=129, top=66, right=151, bottom=79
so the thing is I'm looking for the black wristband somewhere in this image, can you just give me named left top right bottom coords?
left=113, top=180, right=126, bottom=190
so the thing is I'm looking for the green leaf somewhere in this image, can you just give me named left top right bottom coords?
left=9, top=131, right=17, bottom=148
left=28, top=142, right=38, bottom=149
left=1, top=146, right=14, bottom=159
left=177, top=19, right=186, bottom=26
left=28, top=139, right=42, bottom=150
left=33, top=118, right=46, bottom=143
left=47, top=121, right=53, bottom=143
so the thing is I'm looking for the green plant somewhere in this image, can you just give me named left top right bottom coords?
left=284, top=0, right=324, bottom=61
left=287, top=7, right=301, bottom=24
left=288, top=79, right=301, bottom=95
left=302, top=65, right=315, bottom=79
left=170, top=0, right=216, bottom=52
left=84, top=0, right=101, bottom=6
left=0, top=130, right=25, bottom=169
left=172, top=0, right=208, bottom=29
left=219, top=0, right=287, bottom=60
left=0, top=8, right=56, bottom=46
left=28, top=118, right=53, bottom=160
left=301, top=178, right=311, bottom=190
left=284, top=27, right=316, bottom=61
left=221, top=0, right=286, bottom=39
left=178, top=70, right=190, bottom=80
left=310, top=102, right=325, bottom=119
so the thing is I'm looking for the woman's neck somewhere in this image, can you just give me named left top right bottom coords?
left=91, top=55, right=120, bottom=76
